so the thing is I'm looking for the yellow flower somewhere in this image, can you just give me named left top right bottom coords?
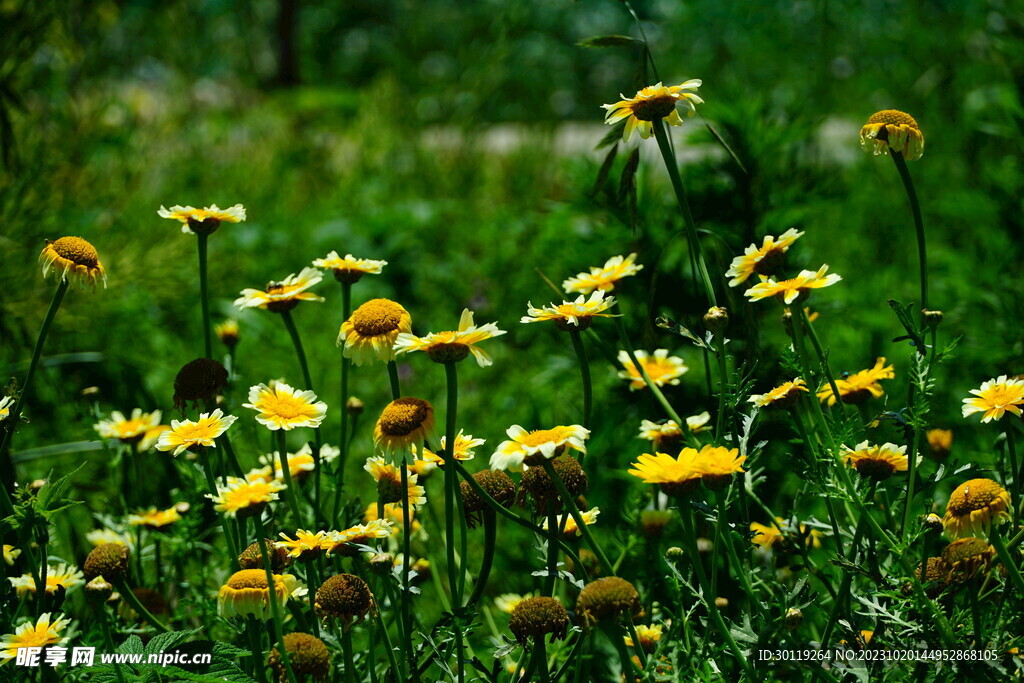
left=8, top=564, right=84, bottom=597
left=137, top=425, right=171, bottom=452
left=363, top=503, right=421, bottom=534
left=942, top=537, right=995, bottom=584
left=521, top=291, right=617, bottom=331
left=962, top=376, right=1024, bottom=423
left=748, top=378, right=808, bottom=409
left=725, top=229, right=804, bottom=286
left=602, top=81, right=704, bottom=142
left=409, top=431, right=484, bottom=474
left=495, top=593, right=533, bottom=614
left=0, top=613, right=72, bottom=664
left=627, top=448, right=704, bottom=497
left=394, top=309, right=506, bottom=366
left=0, top=396, right=13, bottom=423
left=234, top=267, right=325, bottom=313
left=542, top=508, right=600, bottom=536
left=750, top=517, right=822, bottom=550
left=744, top=265, right=841, bottom=304
left=323, top=520, right=395, bottom=556
left=817, top=358, right=895, bottom=406
left=860, top=110, right=924, bottom=161
left=841, top=441, right=909, bottom=481
left=244, top=383, right=327, bottom=431
left=39, top=236, right=107, bottom=288
left=277, top=530, right=327, bottom=561
left=217, top=569, right=300, bottom=620
left=617, top=349, right=688, bottom=391
left=562, top=253, right=644, bottom=294
left=215, top=319, right=240, bottom=349
left=94, top=409, right=163, bottom=443
left=156, top=409, right=237, bottom=456
left=942, top=478, right=1011, bottom=539
left=363, top=456, right=427, bottom=509
left=258, top=443, right=338, bottom=482
left=127, top=506, right=182, bottom=529
left=490, top=424, right=590, bottom=471
left=696, top=445, right=746, bottom=489
left=624, top=624, right=662, bottom=652
left=207, top=475, right=287, bottom=518
left=312, top=251, right=387, bottom=284
left=373, top=397, right=435, bottom=455
left=926, top=428, right=953, bottom=458
left=158, top=203, right=246, bottom=234
left=85, top=529, right=133, bottom=549
left=338, top=298, right=413, bottom=366
left=2, top=545, right=20, bottom=566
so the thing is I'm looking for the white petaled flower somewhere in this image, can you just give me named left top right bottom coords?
left=234, top=267, right=325, bottom=312
left=521, top=291, right=618, bottom=329
left=0, top=396, right=14, bottom=423
left=562, top=253, right=644, bottom=294
left=156, top=410, right=237, bottom=456
left=394, top=309, right=507, bottom=367
left=243, top=382, right=327, bottom=431
left=489, top=425, right=589, bottom=471
left=157, top=204, right=246, bottom=234
left=617, top=350, right=688, bottom=391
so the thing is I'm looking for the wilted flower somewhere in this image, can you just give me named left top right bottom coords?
left=509, top=596, right=570, bottom=644
left=269, top=632, right=331, bottom=682
left=575, top=577, right=641, bottom=630
left=40, top=236, right=106, bottom=288
left=218, top=569, right=299, bottom=620
left=942, top=478, right=1011, bottom=539
left=859, top=110, right=923, bottom=161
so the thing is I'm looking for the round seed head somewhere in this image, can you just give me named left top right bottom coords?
left=239, top=539, right=292, bottom=572
left=269, top=632, right=330, bottom=682
left=575, top=576, right=642, bottom=630
left=519, top=455, right=588, bottom=513
left=84, top=543, right=130, bottom=583
left=508, top=596, right=570, bottom=644
left=315, top=573, right=375, bottom=630
left=173, top=358, right=229, bottom=412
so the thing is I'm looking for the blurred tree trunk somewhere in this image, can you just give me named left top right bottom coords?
left=276, top=0, right=300, bottom=87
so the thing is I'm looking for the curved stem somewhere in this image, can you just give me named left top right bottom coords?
left=197, top=233, right=213, bottom=359
left=254, top=516, right=298, bottom=683
left=467, top=509, right=496, bottom=608
left=114, top=577, right=171, bottom=632
left=890, top=152, right=928, bottom=312
left=540, top=461, right=613, bottom=576
left=567, top=331, right=592, bottom=431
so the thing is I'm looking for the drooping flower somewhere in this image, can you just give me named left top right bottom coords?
left=235, top=268, right=325, bottom=313
left=859, top=110, right=924, bottom=161
left=562, top=253, right=643, bottom=294
left=0, top=613, right=72, bottom=664
left=817, top=358, right=895, bottom=406
left=8, top=564, right=84, bottom=597
left=942, top=478, right=1011, bottom=539
left=269, top=633, right=331, bottom=682
left=394, top=309, right=506, bottom=366
left=338, top=298, right=412, bottom=366
left=314, top=574, right=375, bottom=630
left=617, top=350, right=688, bottom=391
left=214, top=319, right=241, bottom=349
left=942, top=537, right=995, bottom=584
left=373, top=397, right=435, bottom=455
left=277, top=530, right=328, bottom=562
left=312, top=251, right=387, bottom=284
left=40, top=236, right=107, bottom=288
left=725, top=229, right=804, bottom=286
left=575, top=577, right=642, bottom=630
left=409, top=431, right=484, bottom=475
left=244, top=383, right=327, bottom=431
left=602, top=81, right=704, bottom=142
left=509, top=596, right=570, bottom=644
left=521, top=291, right=617, bottom=331
left=207, top=475, right=286, bottom=518
left=127, top=506, right=183, bottom=529
left=363, top=456, right=427, bottom=509
left=83, top=543, right=130, bottom=583
left=218, top=569, right=300, bottom=620
left=841, top=441, right=910, bottom=481
left=158, top=204, right=246, bottom=234
left=156, top=409, right=237, bottom=456
left=748, top=378, right=808, bottom=409
left=962, top=376, right=1024, bottom=423
left=490, top=424, right=590, bottom=471
left=542, top=508, right=601, bottom=536
left=94, top=409, right=163, bottom=444
left=744, top=265, right=841, bottom=304
left=627, top=448, right=704, bottom=497
left=926, top=428, right=953, bottom=458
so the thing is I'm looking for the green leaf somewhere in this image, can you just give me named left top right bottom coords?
left=886, top=299, right=926, bottom=356
left=595, top=122, right=625, bottom=150
left=704, top=122, right=748, bottom=175
left=576, top=34, right=641, bottom=48
left=590, top=143, right=618, bottom=197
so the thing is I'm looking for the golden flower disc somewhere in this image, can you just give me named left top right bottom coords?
left=866, top=109, right=919, bottom=128
left=50, top=237, right=100, bottom=268
left=378, top=398, right=433, bottom=437
left=509, top=596, right=570, bottom=644
left=270, top=633, right=331, bottom=682
left=226, top=569, right=272, bottom=590
left=351, top=299, right=407, bottom=337
left=41, top=236, right=106, bottom=287
left=314, top=573, right=374, bottom=627
left=946, top=478, right=1009, bottom=517
left=576, top=576, right=642, bottom=630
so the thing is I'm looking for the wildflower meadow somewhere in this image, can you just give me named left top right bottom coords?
left=2, top=1, right=1024, bottom=681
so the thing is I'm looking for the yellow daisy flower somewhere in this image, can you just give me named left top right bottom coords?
left=156, top=409, right=237, bottom=456
left=962, top=376, right=1024, bottom=423
left=323, top=520, right=395, bottom=556
left=542, top=508, right=600, bottom=536
left=942, top=478, right=1011, bottom=539
left=0, top=397, right=14, bottom=424
left=39, top=236, right=107, bottom=288
left=686, top=412, right=712, bottom=433
left=8, top=564, right=84, bottom=597
left=490, top=424, right=590, bottom=471
left=695, top=445, right=746, bottom=489
left=394, top=309, right=506, bottom=366
left=234, top=267, right=325, bottom=313
left=207, top=475, right=287, bottom=518
left=94, top=409, right=163, bottom=443
left=841, top=441, right=910, bottom=481
left=214, top=319, right=241, bottom=349
left=409, top=431, right=484, bottom=474
left=859, top=110, right=924, bottom=161
left=624, top=624, right=662, bottom=652
left=3, top=545, right=20, bottom=566
left=0, top=613, right=72, bottom=664
left=617, top=349, right=688, bottom=391
left=137, top=425, right=171, bottom=452
left=725, top=228, right=804, bottom=286
left=127, top=506, right=182, bottom=529
left=562, top=253, right=644, bottom=294
left=494, top=593, right=533, bottom=614
left=258, top=443, right=338, bottom=482
left=744, top=265, right=841, bottom=304
left=817, top=358, right=895, bottom=406
left=373, top=397, right=435, bottom=455
left=217, top=569, right=300, bottom=620
left=364, top=456, right=427, bottom=509
left=521, top=290, right=617, bottom=331
left=602, top=81, right=704, bottom=142
left=244, top=383, right=327, bottom=431
left=312, top=251, right=388, bottom=284
left=750, top=517, right=822, bottom=550
left=158, top=203, right=246, bottom=234
left=277, top=530, right=327, bottom=562
left=926, top=428, right=953, bottom=458
left=748, top=378, right=809, bottom=409
left=627, top=448, right=704, bottom=496
left=85, top=529, right=133, bottom=549
left=363, top=503, right=422, bottom=534
left=338, top=298, right=413, bottom=366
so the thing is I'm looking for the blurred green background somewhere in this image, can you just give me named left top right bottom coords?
left=2, top=0, right=1023, bottom=598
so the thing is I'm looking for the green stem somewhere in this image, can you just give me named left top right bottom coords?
left=254, top=516, right=298, bottom=683
left=199, top=452, right=240, bottom=564
left=714, top=336, right=728, bottom=440
left=901, top=424, right=922, bottom=541
left=545, top=507, right=560, bottom=595
left=337, top=282, right=353, bottom=502
left=533, top=637, right=550, bottom=683
left=399, top=466, right=417, bottom=681
left=540, top=461, right=613, bottom=576
left=651, top=121, right=717, bottom=307
left=387, top=361, right=402, bottom=400
left=567, top=330, right=592, bottom=431
left=890, top=152, right=928, bottom=313
left=612, top=315, right=684, bottom=426
left=715, top=492, right=760, bottom=618
left=115, top=577, right=170, bottom=632
left=443, top=361, right=465, bottom=683
left=341, top=626, right=356, bottom=683
left=197, top=233, right=213, bottom=359
left=798, top=307, right=845, bottom=418
left=276, top=431, right=303, bottom=524
left=467, top=509, right=496, bottom=608
left=991, top=529, right=1024, bottom=596
left=280, top=310, right=322, bottom=520
left=1007, top=429, right=1020, bottom=521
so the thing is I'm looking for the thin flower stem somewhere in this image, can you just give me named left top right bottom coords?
left=376, top=610, right=402, bottom=679
left=533, top=637, right=550, bottom=683
left=714, top=336, right=728, bottom=439
left=798, top=307, right=846, bottom=418
left=254, top=516, right=298, bottom=683
left=900, top=423, right=923, bottom=541
left=550, top=633, right=584, bottom=682
left=1007, top=429, right=1020, bottom=520
left=98, top=606, right=128, bottom=683
left=714, top=491, right=760, bottom=618
left=197, top=233, right=213, bottom=359
left=991, top=528, right=1024, bottom=596
left=114, top=577, right=171, bottom=632
left=889, top=152, right=928, bottom=313
left=467, top=509, right=497, bottom=608
left=276, top=431, right=303, bottom=524
left=540, top=460, right=614, bottom=576
left=339, top=281, right=353, bottom=474
left=399, top=465, right=416, bottom=680
left=567, top=330, right=592, bottom=431
left=612, top=315, right=684, bottom=426
left=623, top=619, right=648, bottom=670
left=341, top=626, right=357, bottom=683
left=544, top=507, right=559, bottom=595
left=443, top=361, right=466, bottom=683
left=245, top=616, right=268, bottom=683
left=651, top=121, right=718, bottom=307
left=387, top=361, right=402, bottom=400
left=198, top=453, right=241, bottom=563
left=34, top=539, right=48, bottom=618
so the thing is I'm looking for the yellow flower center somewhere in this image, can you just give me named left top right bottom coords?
left=379, top=398, right=431, bottom=436
left=980, top=385, right=1023, bottom=406
left=867, top=109, right=918, bottom=128
left=351, top=299, right=405, bottom=336
left=943, top=537, right=991, bottom=565
left=518, top=428, right=570, bottom=448
left=947, top=479, right=1006, bottom=516
left=50, top=236, right=100, bottom=267
left=176, top=421, right=218, bottom=441
left=261, top=392, right=311, bottom=420
left=226, top=569, right=272, bottom=590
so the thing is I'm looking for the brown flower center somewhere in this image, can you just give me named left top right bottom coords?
left=379, top=398, right=431, bottom=436
left=631, top=94, right=677, bottom=122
